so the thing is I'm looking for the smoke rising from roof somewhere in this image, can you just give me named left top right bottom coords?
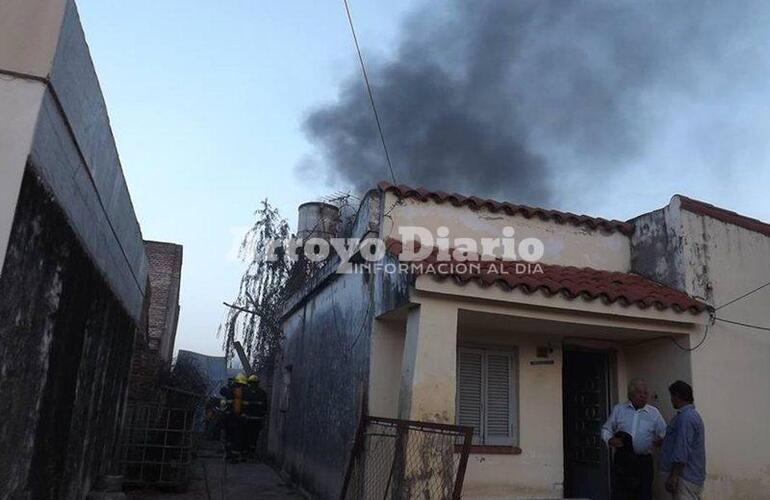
left=302, top=1, right=770, bottom=206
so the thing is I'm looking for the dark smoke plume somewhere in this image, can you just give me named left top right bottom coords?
left=302, top=1, right=770, bottom=206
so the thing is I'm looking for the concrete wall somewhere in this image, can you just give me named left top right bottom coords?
left=631, top=197, right=770, bottom=499
left=0, top=0, right=149, bottom=320
left=0, top=171, right=137, bottom=499
left=0, top=2, right=152, bottom=496
left=29, top=0, right=148, bottom=320
left=382, top=191, right=631, bottom=272
left=0, top=0, right=66, bottom=274
left=269, top=270, right=374, bottom=500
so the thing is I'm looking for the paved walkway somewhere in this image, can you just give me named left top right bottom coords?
left=128, top=440, right=305, bottom=500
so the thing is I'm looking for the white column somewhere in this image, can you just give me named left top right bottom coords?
left=398, top=299, right=458, bottom=423
left=368, top=319, right=406, bottom=418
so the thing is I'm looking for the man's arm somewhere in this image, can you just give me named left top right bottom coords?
left=670, top=416, right=694, bottom=465
left=666, top=416, right=694, bottom=492
left=653, top=408, right=667, bottom=446
left=601, top=405, right=621, bottom=447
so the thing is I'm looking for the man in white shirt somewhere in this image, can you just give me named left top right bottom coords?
left=602, top=378, right=667, bottom=500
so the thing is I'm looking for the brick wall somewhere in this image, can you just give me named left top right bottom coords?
left=145, top=241, right=183, bottom=363
left=126, top=241, right=183, bottom=403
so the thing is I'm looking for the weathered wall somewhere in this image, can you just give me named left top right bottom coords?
left=0, top=0, right=66, bottom=275
left=1, top=2, right=151, bottom=496
left=681, top=206, right=770, bottom=498
left=269, top=270, right=374, bottom=500
left=631, top=197, right=770, bottom=499
left=0, top=171, right=137, bottom=499
left=630, top=206, right=687, bottom=292
left=25, top=0, right=148, bottom=321
left=144, top=241, right=183, bottom=362
left=382, top=191, right=632, bottom=272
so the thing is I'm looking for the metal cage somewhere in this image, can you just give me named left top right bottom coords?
left=120, top=405, right=194, bottom=487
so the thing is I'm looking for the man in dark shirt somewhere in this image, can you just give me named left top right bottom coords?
left=661, top=381, right=706, bottom=499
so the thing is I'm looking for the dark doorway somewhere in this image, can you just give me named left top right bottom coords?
left=563, top=349, right=611, bottom=500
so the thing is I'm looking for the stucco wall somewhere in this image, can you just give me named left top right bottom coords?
left=631, top=198, right=770, bottom=499
left=457, top=327, right=565, bottom=499
left=368, top=318, right=404, bottom=419
left=269, top=270, right=374, bottom=500
left=680, top=207, right=770, bottom=498
left=382, top=191, right=631, bottom=271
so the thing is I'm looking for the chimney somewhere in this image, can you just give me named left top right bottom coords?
left=297, top=202, right=340, bottom=241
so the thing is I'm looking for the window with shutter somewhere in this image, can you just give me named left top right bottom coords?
left=456, top=347, right=518, bottom=446
left=457, top=349, right=484, bottom=443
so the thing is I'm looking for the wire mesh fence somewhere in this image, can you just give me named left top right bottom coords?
left=340, top=416, right=473, bottom=500
left=120, top=405, right=194, bottom=487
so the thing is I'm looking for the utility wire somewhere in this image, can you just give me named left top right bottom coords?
left=714, top=317, right=770, bottom=332
left=342, top=0, right=397, bottom=185
left=669, top=320, right=712, bottom=352
left=715, top=280, right=770, bottom=311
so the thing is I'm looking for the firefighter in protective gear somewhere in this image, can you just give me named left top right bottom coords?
left=243, top=375, right=268, bottom=459
left=219, top=373, right=249, bottom=460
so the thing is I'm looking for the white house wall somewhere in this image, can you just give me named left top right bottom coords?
left=681, top=206, right=770, bottom=497
left=632, top=198, right=770, bottom=499
left=382, top=191, right=632, bottom=271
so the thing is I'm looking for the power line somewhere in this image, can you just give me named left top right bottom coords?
left=669, top=321, right=711, bottom=351
left=715, top=317, right=770, bottom=332
left=342, top=0, right=397, bottom=185
left=715, top=281, right=770, bottom=310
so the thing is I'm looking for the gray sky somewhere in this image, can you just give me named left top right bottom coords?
left=78, top=1, right=770, bottom=357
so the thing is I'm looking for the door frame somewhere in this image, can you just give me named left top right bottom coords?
left=562, top=345, right=617, bottom=499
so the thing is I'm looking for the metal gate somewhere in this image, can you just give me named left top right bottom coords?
left=340, top=416, right=473, bottom=500
left=120, top=405, right=194, bottom=487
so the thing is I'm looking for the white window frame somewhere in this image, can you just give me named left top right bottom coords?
left=456, top=345, right=519, bottom=446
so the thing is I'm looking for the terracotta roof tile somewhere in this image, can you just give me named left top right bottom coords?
left=677, top=195, right=770, bottom=238
left=386, top=240, right=709, bottom=314
left=378, top=181, right=635, bottom=236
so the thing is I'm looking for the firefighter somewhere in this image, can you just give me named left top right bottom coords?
left=219, top=373, right=249, bottom=461
left=244, top=374, right=268, bottom=459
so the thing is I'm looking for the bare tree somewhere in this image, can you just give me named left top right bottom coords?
left=221, top=200, right=292, bottom=372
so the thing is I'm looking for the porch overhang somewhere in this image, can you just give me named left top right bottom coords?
left=413, top=275, right=708, bottom=338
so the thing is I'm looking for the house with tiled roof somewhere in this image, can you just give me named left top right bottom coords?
left=267, top=182, right=770, bottom=500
